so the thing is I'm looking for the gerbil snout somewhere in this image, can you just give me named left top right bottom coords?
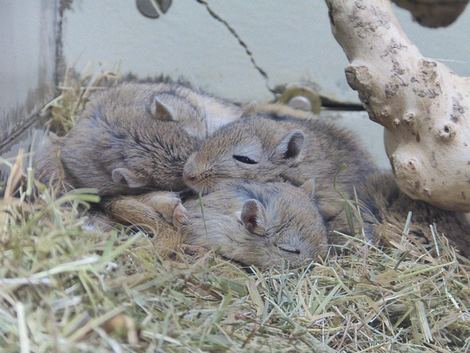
left=183, top=171, right=197, bottom=183
left=182, top=153, right=199, bottom=183
left=183, top=152, right=212, bottom=193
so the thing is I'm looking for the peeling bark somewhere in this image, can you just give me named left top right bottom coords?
left=392, top=0, right=469, bottom=28
left=326, top=0, right=470, bottom=212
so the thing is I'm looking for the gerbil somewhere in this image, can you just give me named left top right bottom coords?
left=174, top=180, right=328, bottom=268
left=90, top=179, right=327, bottom=268
left=35, top=82, right=243, bottom=196
left=183, top=104, right=377, bottom=235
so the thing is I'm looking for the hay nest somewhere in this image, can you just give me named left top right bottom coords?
left=0, top=69, right=469, bottom=352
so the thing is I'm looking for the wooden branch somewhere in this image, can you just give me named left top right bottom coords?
left=326, top=0, right=470, bottom=212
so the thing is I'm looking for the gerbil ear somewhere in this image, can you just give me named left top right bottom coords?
left=150, top=97, right=174, bottom=121
left=240, top=199, right=266, bottom=236
left=300, top=177, right=316, bottom=202
left=112, top=168, right=147, bottom=188
left=276, top=130, right=305, bottom=160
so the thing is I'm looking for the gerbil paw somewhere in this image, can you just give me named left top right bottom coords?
left=146, top=192, right=182, bottom=223
left=179, top=244, right=206, bottom=257
left=173, top=203, right=190, bottom=228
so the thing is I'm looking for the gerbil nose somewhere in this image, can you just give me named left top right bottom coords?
left=183, top=153, right=199, bottom=184
left=184, top=174, right=197, bottom=182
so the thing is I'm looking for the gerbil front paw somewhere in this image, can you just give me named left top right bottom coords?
left=145, top=192, right=182, bottom=224
left=178, top=244, right=206, bottom=257
left=173, top=203, right=190, bottom=228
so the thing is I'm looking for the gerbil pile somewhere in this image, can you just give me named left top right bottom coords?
left=0, top=70, right=469, bottom=352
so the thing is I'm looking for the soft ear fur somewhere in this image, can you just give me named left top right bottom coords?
left=300, top=177, right=316, bottom=202
left=112, top=168, right=147, bottom=188
left=276, top=130, right=305, bottom=160
left=240, top=199, right=266, bottom=236
left=150, top=97, right=174, bottom=121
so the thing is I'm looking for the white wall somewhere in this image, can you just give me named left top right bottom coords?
left=0, top=0, right=57, bottom=179
left=63, top=0, right=470, bottom=101
left=0, top=1, right=56, bottom=109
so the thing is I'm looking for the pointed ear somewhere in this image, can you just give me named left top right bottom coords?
left=300, top=177, right=316, bottom=202
left=241, top=199, right=266, bottom=236
left=150, top=97, right=174, bottom=121
left=275, top=130, right=304, bottom=160
left=112, top=168, right=147, bottom=188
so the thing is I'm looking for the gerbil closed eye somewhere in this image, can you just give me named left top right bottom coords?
left=276, top=244, right=301, bottom=254
left=233, top=155, right=258, bottom=164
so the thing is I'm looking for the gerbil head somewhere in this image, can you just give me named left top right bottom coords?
left=183, top=117, right=305, bottom=194
left=108, top=120, right=199, bottom=193
left=230, top=181, right=326, bottom=268
left=88, top=98, right=200, bottom=194
left=61, top=85, right=205, bottom=195
left=184, top=180, right=327, bottom=269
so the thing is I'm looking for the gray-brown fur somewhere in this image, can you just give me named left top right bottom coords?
left=116, top=77, right=243, bottom=138
left=183, top=105, right=377, bottom=236
left=177, top=181, right=328, bottom=268
left=34, top=133, right=72, bottom=192
left=35, top=82, right=242, bottom=196
left=359, top=173, right=470, bottom=257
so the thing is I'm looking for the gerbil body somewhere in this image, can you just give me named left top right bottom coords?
left=183, top=105, right=377, bottom=234
left=35, top=82, right=242, bottom=196
left=177, top=180, right=328, bottom=268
